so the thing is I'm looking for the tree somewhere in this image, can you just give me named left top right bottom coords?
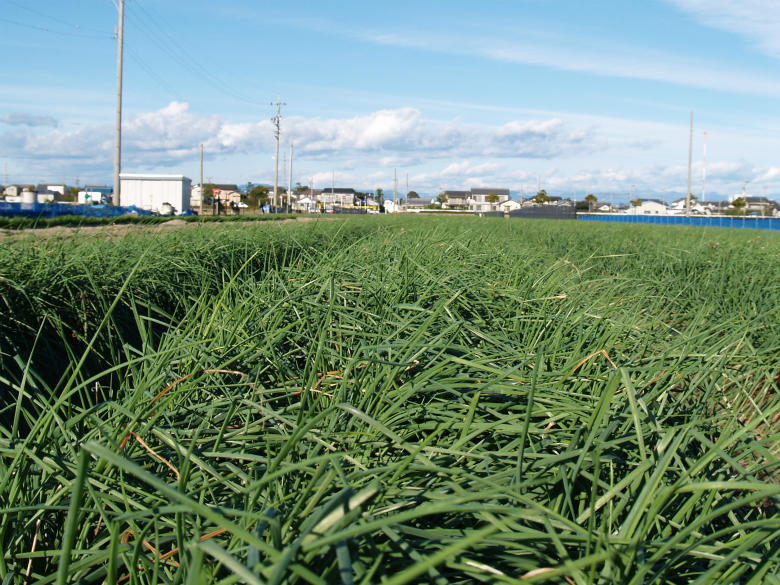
left=247, top=185, right=270, bottom=208
left=731, top=197, right=747, bottom=215
left=376, top=188, right=383, bottom=202
left=407, top=190, right=419, bottom=199
left=486, top=192, right=500, bottom=204
left=60, top=186, right=78, bottom=202
left=437, top=192, right=448, bottom=206
left=630, top=198, right=642, bottom=207
left=585, top=193, right=597, bottom=211
left=533, top=189, right=550, bottom=204
left=202, top=183, right=217, bottom=199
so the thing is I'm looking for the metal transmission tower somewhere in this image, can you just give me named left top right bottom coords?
left=271, top=98, right=285, bottom=210
left=114, top=0, right=125, bottom=205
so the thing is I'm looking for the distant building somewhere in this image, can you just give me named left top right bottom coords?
left=626, top=199, right=668, bottom=214
left=78, top=185, right=113, bottom=204
left=743, top=196, right=778, bottom=214
left=470, top=188, right=510, bottom=212
left=441, top=190, right=470, bottom=209
left=191, top=183, right=242, bottom=208
left=499, top=199, right=522, bottom=212
left=119, top=173, right=191, bottom=213
left=320, top=187, right=357, bottom=207
left=405, top=197, right=435, bottom=210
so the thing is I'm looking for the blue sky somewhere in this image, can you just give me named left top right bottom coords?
left=1, top=0, right=778, bottom=201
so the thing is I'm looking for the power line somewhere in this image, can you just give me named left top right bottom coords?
left=5, top=0, right=109, bottom=35
left=127, top=0, right=268, bottom=107
left=125, top=46, right=183, bottom=101
left=0, top=16, right=111, bottom=39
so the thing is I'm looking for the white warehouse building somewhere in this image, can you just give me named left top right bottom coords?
left=119, top=174, right=191, bottom=214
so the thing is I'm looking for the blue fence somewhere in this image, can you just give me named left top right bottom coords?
left=577, top=213, right=780, bottom=232
left=0, top=202, right=152, bottom=219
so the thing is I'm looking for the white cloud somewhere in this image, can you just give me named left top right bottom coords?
left=666, top=0, right=780, bottom=59
left=2, top=102, right=777, bottom=198
left=0, top=103, right=602, bottom=175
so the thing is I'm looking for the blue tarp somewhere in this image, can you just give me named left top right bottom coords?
left=0, top=202, right=153, bottom=218
left=577, top=214, right=779, bottom=231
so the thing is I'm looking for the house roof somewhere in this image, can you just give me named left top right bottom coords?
left=443, top=190, right=470, bottom=197
left=406, top=197, right=434, bottom=206
left=213, top=184, right=240, bottom=191
left=321, top=187, right=356, bottom=194
left=471, top=188, right=510, bottom=196
left=121, top=173, right=191, bottom=182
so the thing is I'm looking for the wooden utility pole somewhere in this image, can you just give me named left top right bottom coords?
left=199, top=144, right=204, bottom=215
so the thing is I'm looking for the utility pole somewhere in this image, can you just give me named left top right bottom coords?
left=114, top=0, right=124, bottom=206
left=394, top=168, right=397, bottom=206
left=288, top=142, right=293, bottom=212
left=199, top=144, right=204, bottom=215
left=686, top=111, right=693, bottom=214
left=701, top=131, right=707, bottom=203
left=406, top=172, right=408, bottom=196
left=271, top=97, right=285, bottom=210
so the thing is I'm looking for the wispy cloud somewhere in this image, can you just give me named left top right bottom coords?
left=0, top=112, right=58, bottom=127
left=336, top=25, right=780, bottom=97
left=666, top=0, right=780, bottom=59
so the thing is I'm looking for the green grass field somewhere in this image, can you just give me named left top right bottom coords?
left=0, top=216, right=778, bottom=584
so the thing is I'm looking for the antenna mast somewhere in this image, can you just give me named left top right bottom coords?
left=113, top=0, right=124, bottom=206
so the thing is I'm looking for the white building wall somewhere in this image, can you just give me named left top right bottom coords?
left=119, top=174, right=191, bottom=213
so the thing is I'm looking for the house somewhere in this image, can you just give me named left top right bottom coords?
left=670, top=198, right=707, bottom=214
left=470, top=188, right=510, bottom=212
left=191, top=184, right=242, bottom=208
left=37, top=184, right=66, bottom=197
left=320, top=188, right=357, bottom=207
left=292, top=196, right=317, bottom=213
left=405, top=197, right=435, bottom=210
left=499, top=199, right=522, bottom=212
left=701, top=200, right=730, bottom=214
left=626, top=199, right=668, bottom=214
left=120, top=173, right=191, bottom=213
left=3, top=185, right=20, bottom=198
left=441, top=190, right=470, bottom=209
left=743, top=196, right=778, bottom=215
